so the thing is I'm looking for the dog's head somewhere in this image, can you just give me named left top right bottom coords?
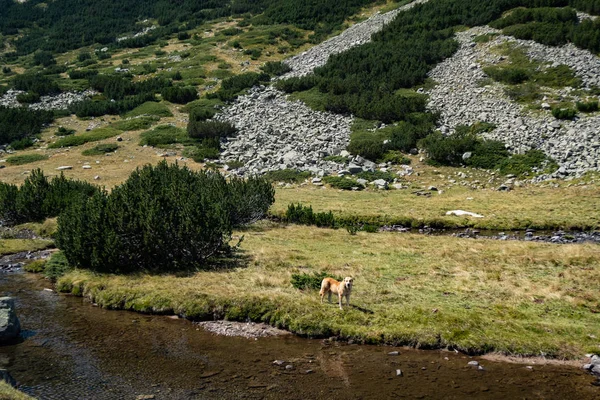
left=343, top=277, right=354, bottom=290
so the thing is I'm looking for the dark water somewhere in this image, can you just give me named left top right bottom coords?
left=1, top=273, right=599, bottom=400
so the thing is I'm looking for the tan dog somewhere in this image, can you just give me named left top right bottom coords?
left=320, top=277, right=353, bottom=310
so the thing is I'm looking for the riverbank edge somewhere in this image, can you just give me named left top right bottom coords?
left=0, top=381, right=35, bottom=400
left=54, top=271, right=599, bottom=363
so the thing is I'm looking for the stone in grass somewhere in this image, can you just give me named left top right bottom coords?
left=396, top=369, right=403, bottom=376
left=388, top=351, right=399, bottom=356
left=272, top=360, right=285, bottom=366
left=468, top=361, right=479, bottom=366
left=56, top=166, right=73, bottom=171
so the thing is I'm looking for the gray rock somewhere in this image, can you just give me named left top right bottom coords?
left=0, top=297, right=21, bottom=343
left=56, top=166, right=73, bottom=171
left=272, top=360, right=285, bottom=366
left=356, top=178, right=368, bottom=186
left=462, top=152, right=472, bottom=160
left=348, top=164, right=363, bottom=174
left=468, top=361, right=479, bottom=366
left=388, top=351, right=399, bottom=356
left=396, top=369, right=403, bottom=377
left=373, top=179, right=388, bottom=189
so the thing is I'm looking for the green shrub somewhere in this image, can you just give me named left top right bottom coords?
left=111, top=116, right=159, bottom=131
left=183, top=144, right=220, bottom=161
left=56, top=127, right=76, bottom=136
left=9, top=137, right=35, bottom=150
left=346, top=135, right=387, bottom=161
left=576, top=100, right=599, bottom=113
left=6, top=154, right=48, bottom=165
left=56, top=161, right=274, bottom=273
left=483, top=66, right=531, bottom=85
left=187, top=120, right=236, bottom=140
left=260, top=61, right=292, bottom=76
left=551, top=107, right=577, bottom=120
left=16, top=91, right=40, bottom=104
left=322, top=176, right=363, bottom=191
left=419, top=129, right=478, bottom=166
left=82, top=143, right=119, bottom=156
left=48, top=128, right=121, bottom=148
left=125, top=102, right=173, bottom=118
left=291, top=271, right=342, bottom=291
left=44, top=251, right=72, bottom=282
left=208, top=72, right=270, bottom=101
left=466, top=140, right=509, bottom=170
left=0, top=170, right=100, bottom=225
left=264, top=169, right=311, bottom=183
left=161, top=86, right=198, bottom=104
left=24, top=259, right=46, bottom=273
left=497, top=150, right=557, bottom=176
left=284, top=203, right=336, bottom=228
left=381, top=151, right=411, bottom=165
left=139, top=125, right=188, bottom=146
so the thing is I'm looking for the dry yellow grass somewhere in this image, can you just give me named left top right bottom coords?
left=58, top=224, right=600, bottom=358
left=0, top=239, right=53, bottom=256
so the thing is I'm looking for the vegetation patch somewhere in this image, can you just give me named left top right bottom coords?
left=291, top=271, right=342, bottom=291
left=48, top=128, right=121, bottom=148
left=0, top=239, right=54, bottom=256
left=6, top=153, right=48, bottom=166
left=111, top=116, right=160, bottom=131
left=23, top=259, right=47, bottom=273
left=264, top=169, right=311, bottom=183
left=81, top=143, right=119, bottom=156
left=284, top=203, right=336, bottom=228
left=323, top=176, right=364, bottom=191
left=139, top=125, right=188, bottom=147
left=125, top=102, right=173, bottom=118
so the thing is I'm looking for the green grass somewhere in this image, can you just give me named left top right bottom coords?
left=139, top=124, right=189, bottom=147
left=23, top=259, right=46, bottom=273
left=57, top=224, right=600, bottom=358
left=110, top=116, right=160, bottom=131
left=5, top=153, right=48, bottom=165
left=48, top=128, right=121, bottom=148
left=13, top=219, right=58, bottom=238
left=125, top=102, right=173, bottom=118
left=272, top=183, right=600, bottom=231
left=0, top=239, right=54, bottom=256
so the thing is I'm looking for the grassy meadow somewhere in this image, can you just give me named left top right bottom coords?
left=57, top=223, right=600, bottom=358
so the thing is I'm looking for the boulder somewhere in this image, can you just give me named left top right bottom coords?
left=347, top=164, right=363, bottom=174
left=0, top=297, right=21, bottom=343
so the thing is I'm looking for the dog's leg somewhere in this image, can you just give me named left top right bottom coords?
left=328, top=291, right=332, bottom=303
left=320, top=290, right=324, bottom=304
left=339, top=293, right=343, bottom=310
left=346, top=293, right=350, bottom=307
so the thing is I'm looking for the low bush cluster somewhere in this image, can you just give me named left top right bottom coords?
left=551, top=107, right=577, bottom=120
left=576, top=100, right=598, bottom=113
left=263, top=169, right=311, bottom=183
left=56, top=162, right=274, bottom=273
left=284, top=203, right=335, bottom=228
left=0, top=170, right=99, bottom=225
left=48, top=128, right=121, bottom=148
left=5, top=153, right=48, bottom=165
left=322, top=176, right=364, bottom=191
left=291, top=271, right=343, bottom=291
left=81, top=143, right=119, bottom=156
left=139, top=125, right=188, bottom=147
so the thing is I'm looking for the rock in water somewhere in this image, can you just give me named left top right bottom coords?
left=0, top=297, right=21, bottom=343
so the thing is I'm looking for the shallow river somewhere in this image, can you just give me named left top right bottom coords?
left=1, top=273, right=599, bottom=399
